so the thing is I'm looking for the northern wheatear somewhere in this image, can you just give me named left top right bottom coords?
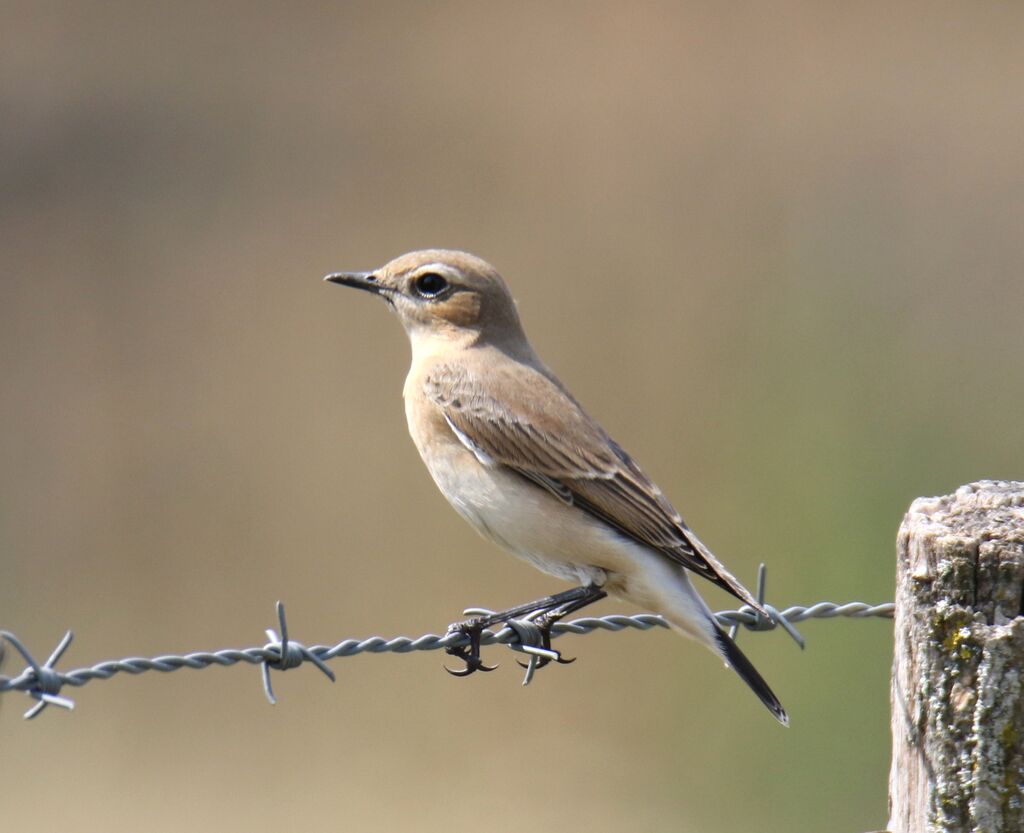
left=325, top=250, right=787, bottom=724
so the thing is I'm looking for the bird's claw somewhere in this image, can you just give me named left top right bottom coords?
left=443, top=620, right=498, bottom=677
left=508, top=608, right=580, bottom=672
left=512, top=622, right=575, bottom=670
left=443, top=652, right=498, bottom=676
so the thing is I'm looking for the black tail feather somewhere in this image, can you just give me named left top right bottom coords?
left=714, top=626, right=789, bottom=726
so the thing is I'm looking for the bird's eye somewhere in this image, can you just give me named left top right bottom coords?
left=412, top=272, right=449, bottom=298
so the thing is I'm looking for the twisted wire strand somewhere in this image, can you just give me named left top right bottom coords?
left=0, top=598, right=893, bottom=719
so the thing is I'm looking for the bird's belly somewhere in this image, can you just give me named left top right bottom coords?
left=420, top=441, right=644, bottom=586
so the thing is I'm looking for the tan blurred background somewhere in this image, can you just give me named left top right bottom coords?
left=2, top=2, right=1022, bottom=831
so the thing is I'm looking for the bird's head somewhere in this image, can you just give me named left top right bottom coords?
left=324, top=249, right=529, bottom=355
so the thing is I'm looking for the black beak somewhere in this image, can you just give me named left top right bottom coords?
left=323, top=271, right=383, bottom=295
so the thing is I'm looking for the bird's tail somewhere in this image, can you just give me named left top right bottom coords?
left=713, top=625, right=789, bottom=726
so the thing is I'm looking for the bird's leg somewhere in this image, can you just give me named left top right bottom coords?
left=444, top=584, right=607, bottom=676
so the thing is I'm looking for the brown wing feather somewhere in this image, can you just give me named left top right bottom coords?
left=425, top=361, right=764, bottom=613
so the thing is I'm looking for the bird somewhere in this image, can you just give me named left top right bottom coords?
left=324, top=249, right=788, bottom=725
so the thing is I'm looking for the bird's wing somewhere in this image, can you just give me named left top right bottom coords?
left=424, top=360, right=765, bottom=614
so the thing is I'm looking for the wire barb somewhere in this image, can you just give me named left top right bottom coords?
left=727, top=563, right=807, bottom=649
left=0, top=629, right=77, bottom=719
left=260, top=601, right=336, bottom=705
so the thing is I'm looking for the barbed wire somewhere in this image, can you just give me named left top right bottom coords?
left=0, top=565, right=893, bottom=719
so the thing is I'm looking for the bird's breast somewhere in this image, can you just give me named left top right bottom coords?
left=403, top=387, right=514, bottom=542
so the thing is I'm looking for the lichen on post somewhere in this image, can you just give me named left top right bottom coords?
left=889, top=481, right=1024, bottom=833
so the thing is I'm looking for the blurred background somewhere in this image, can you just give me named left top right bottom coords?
left=2, top=2, right=1022, bottom=831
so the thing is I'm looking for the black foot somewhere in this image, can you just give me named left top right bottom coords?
left=441, top=584, right=608, bottom=679
left=514, top=607, right=581, bottom=671
left=443, top=619, right=499, bottom=676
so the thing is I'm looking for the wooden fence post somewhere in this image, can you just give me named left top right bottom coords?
left=889, top=481, right=1024, bottom=833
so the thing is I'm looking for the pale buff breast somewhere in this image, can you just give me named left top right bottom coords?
left=404, top=380, right=615, bottom=579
